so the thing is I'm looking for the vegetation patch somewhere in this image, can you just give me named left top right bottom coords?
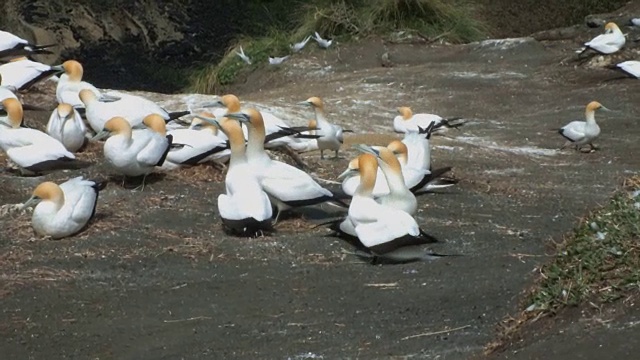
left=189, top=0, right=487, bottom=93
left=487, top=176, right=640, bottom=354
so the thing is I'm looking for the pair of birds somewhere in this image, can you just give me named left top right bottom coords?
left=236, top=31, right=333, bottom=66
left=575, top=21, right=640, bottom=78
left=193, top=100, right=347, bottom=236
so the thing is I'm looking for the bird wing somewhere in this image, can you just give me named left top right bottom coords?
left=260, top=162, right=332, bottom=201
left=559, top=120, right=586, bottom=142
left=59, top=177, right=98, bottom=224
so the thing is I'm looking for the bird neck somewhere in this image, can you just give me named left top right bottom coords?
left=313, top=107, right=330, bottom=126
left=227, top=129, right=247, bottom=165
left=585, top=110, right=596, bottom=124
left=378, top=161, right=406, bottom=193
left=245, top=122, right=267, bottom=159
left=355, top=165, right=377, bottom=197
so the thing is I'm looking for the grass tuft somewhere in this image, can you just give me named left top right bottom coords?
left=189, top=0, right=487, bottom=94
left=527, top=178, right=640, bottom=314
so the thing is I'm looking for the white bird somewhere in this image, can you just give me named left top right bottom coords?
left=393, top=106, right=464, bottom=134
left=46, top=103, right=87, bottom=152
left=56, top=60, right=118, bottom=109
left=0, top=57, right=63, bottom=91
left=207, top=116, right=273, bottom=237
left=206, top=108, right=347, bottom=222
left=0, top=98, right=83, bottom=174
left=0, top=30, right=55, bottom=59
left=268, top=55, right=290, bottom=65
left=339, top=153, right=442, bottom=264
left=340, top=140, right=455, bottom=196
left=22, top=177, right=105, bottom=239
left=612, top=60, right=640, bottom=78
left=630, top=18, right=640, bottom=27
left=290, top=35, right=312, bottom=52
left=162, top=115, right=230, bottom=170
left=212, top=94, right=319, bottom=165
left=578, top=22, right=626, bottom=55
left=94, top=115, right=172, bottom=182
left=558, top=101, right=610, bottom=152
left=312, top=32, right=333, bottom=49
left=79, top=89, right=190, bottom=133
left=299, top=96, right=353, bottom=159
left=235, top=45, right=252, bottom=65
left=353, top=145, right=417, bottom=215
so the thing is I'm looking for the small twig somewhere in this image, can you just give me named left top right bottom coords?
left=401, top=324, right=471, bottom=340
left=163, top=316, right=212, bottom=323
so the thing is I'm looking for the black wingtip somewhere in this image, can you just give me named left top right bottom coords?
left=156, top=135, right=173, bottom=166
left=166, top=110, right=191, bottom=121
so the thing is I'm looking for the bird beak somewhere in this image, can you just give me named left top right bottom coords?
left=224, top=112, right=249, bottom=123
left=22, top=195, right=41, bottom=210
left=92, top=130, right=110, bottom=141
left=298, top=101, right=312, bottom=106
left=51, top=64, right=64, bottom=72
left=200, top=100, right=225, bottom=108
left=353, top=144, right=379, bottom=156
left=194, top=115, right=221, bottom=128
left=600, top=106, right=614, bottom=112
left=337, top=168, right=357, bottom=180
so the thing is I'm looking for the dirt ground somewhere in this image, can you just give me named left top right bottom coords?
left=2, top=19, right=640, bottom=360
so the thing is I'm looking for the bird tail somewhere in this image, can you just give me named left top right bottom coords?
left=166, top=110, right=191, bottom=121
left=30, top=43, right=57, bottom=55
left=156, top=134, right=173, bottom=167
left=441, top=117, right=466, bottom=129
left=89, top=178, right=108, bottom=192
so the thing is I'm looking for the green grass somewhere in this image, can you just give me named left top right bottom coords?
left=527, top=180, right=640, bottom=314
left=189, top=0, right=487, bottom=94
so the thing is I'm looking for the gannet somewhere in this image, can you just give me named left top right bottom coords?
left=558, top=101, right=610, bottom=152
left=578, top=22, right=625, bottom=55
left=340, top=140, right=455, bottom=196
left=299, top=96, right=353, bottom=159
left=342, top=153, right=442, bottom=264
left=611, top=60, right=640, bottom=78
left=0, top=98, right=83, bottom=174
left=0, top=30, right=55, bottom=59
left=290, top=36, right=312, bottom=52
left=312, top=32, right=333, bottom=49
left=212, top=94, right=318, bottom=166
left=162, top=116, right=230, bottom=170
left=95, top=116, right=172, bottom=182
left=354, top=145, right=417, bottom=215
left=207, top=116, right=273, bottom=237
left=393, top=106, right=464, bottom=134
left=268, top=55, right=290, bottom=65
left=0, top=57, right=63, bottom=91
left=79, top=89, right=190, bottom=133
left=23, top=177, right=105, bottom=239
left=235, top=46, right=252, bottom=65
left=46, top=103, right=86, bottom=152
left=211, top=108, right=347, bottom=222
left=56, top=60, right=119, bottom=109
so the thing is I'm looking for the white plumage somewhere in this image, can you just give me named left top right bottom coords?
left=24, top=177, right=102, bottom=239
left=56, top=60, right=104, bottom=109
left=393, top=106, right=463, bottom=134
left=580, top=22, right=625, bottom=54
left=300, top=96, right=351, bottom=159
left=162, top=118, right=230, bottom=170
left=0, top=98, right=76, bottom=174
left=615, top=60, right=640, bottom=78
left=46, top=103, right=86, bottom=152
left=0, top=30, right=54, bottom=59
left=559, top=101, right=608, bottom=151
left=0, top=57, right=62, bottom=90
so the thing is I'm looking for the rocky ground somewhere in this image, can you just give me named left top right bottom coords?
left=2, top=8, right=640, bottom=360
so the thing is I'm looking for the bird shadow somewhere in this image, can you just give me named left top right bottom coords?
left=107, top=173, right=167, bottom=190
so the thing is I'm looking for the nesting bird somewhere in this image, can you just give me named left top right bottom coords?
left=46, top=103, right=87, bottom=152
left=611, top=60, right=640, bottom=78
left=393, top=106, right=464, bottom=134
left=577, top=22, right=625, bottom=55
left=299, top=96, right=352, bottom=159
left=0, top=98, right=84, bottom=174
left=0, top=56, right=63, bottom=91
left=162, top=115, right=230, bottom=170
left=79, top=89, right=189, bottom=133
left=23, top=177, right=105, bottom=239
left=56, top=60, right=113, bottom=109
left=95, top=115, right=172, bottom=185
